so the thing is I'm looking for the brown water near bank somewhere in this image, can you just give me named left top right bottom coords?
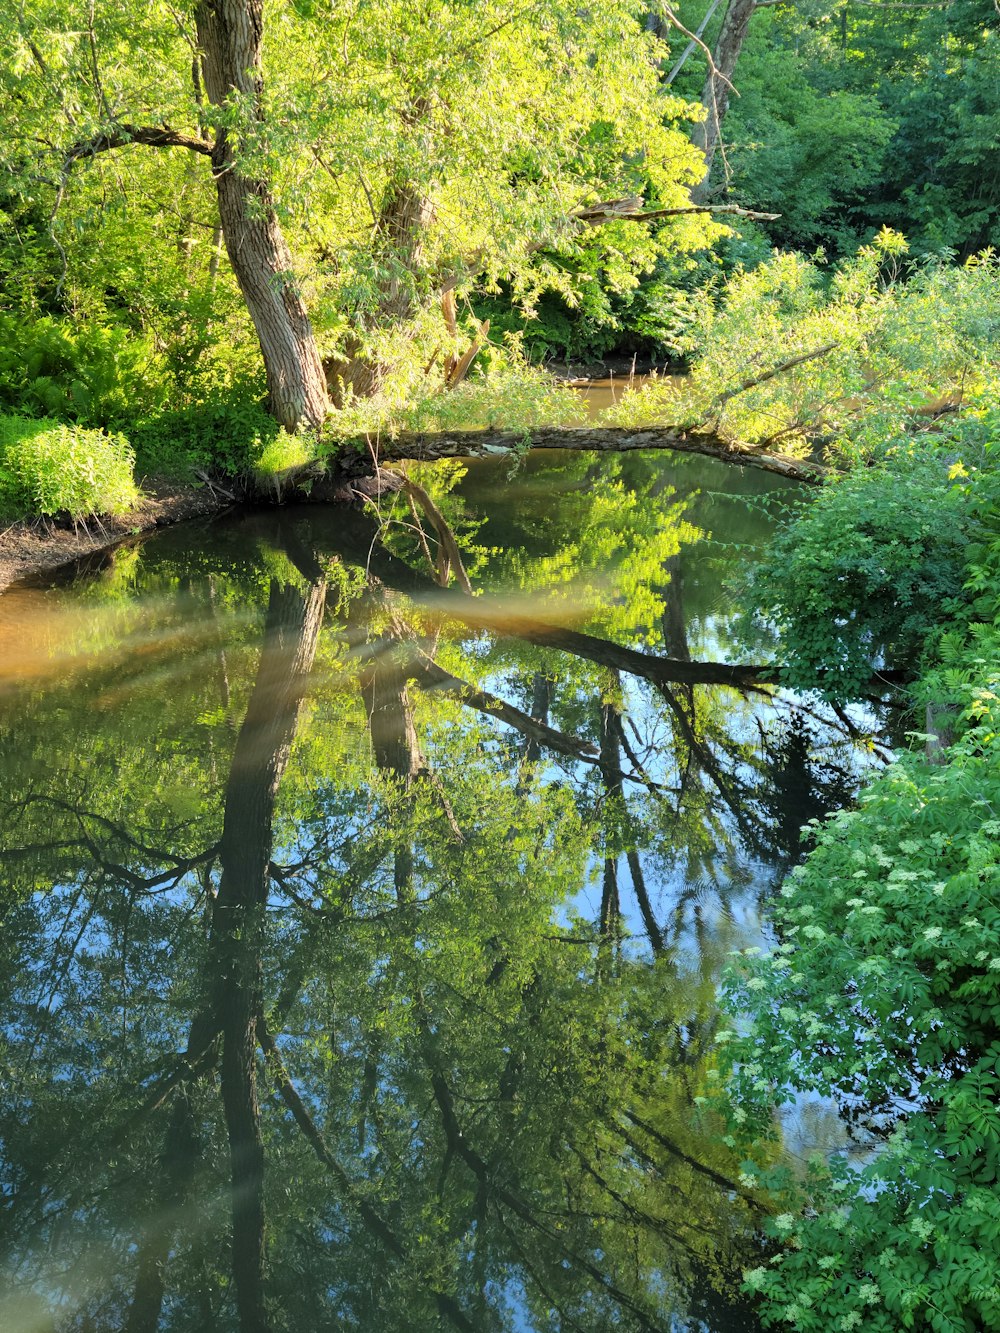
left=572, top=372, right=682, bottom=419
left=574, top=374, right=649, bottom=417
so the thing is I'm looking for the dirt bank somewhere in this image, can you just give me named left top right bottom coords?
left=0, top=481, right=230, bottom=594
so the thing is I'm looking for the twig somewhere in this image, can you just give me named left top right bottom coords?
left=194, top=469, right=237, bottom=501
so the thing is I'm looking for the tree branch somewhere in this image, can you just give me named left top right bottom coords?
left=663, top=0, right=724, bottom=84
left=655, top=2, right=737, bottom=94
left=64, top=124, right=213, bottom=168
left=574, top=199, right=779, bottom=224
left=392, top=473, right=473, bottom=593
left=703, top=342, right=840, bottom=421
left=343, top=425, right=828, bottom=484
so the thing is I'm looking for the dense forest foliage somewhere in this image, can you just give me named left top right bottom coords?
left=2, top=3, right=1000, bottom=1331
left=0, top=0, right=996, bottom=507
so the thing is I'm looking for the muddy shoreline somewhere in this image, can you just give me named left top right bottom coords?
left=0, top=481, right=230, bottom=593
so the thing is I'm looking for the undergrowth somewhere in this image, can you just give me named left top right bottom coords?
left=602, top=235, right=1000, bottom=458
left=0, top=415, right=139, bottom=520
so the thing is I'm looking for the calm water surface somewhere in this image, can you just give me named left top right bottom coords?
left=0, top=451, right=876, bottom=1332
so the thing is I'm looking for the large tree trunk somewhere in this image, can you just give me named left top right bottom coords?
left=354, top=593, right=426, bottom=899
left=195, top=0, right=329, bottom=430
left=690, top=0, right=758, bottom=203
left=360, top=644, right=424, bottom=783
left=327, top=178, right=436, bottom=404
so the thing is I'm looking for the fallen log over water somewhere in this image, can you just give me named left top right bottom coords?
left=328, top=426, right=828, bottom=486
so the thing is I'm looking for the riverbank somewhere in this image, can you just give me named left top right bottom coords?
left=0, top=466, right=410, bottom=592
left=0, top=429, right=826, bottom=593
left=0, top=480, right=228, bottom=593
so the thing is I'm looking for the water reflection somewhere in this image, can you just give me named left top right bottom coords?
left=0, top=452, right=878, bottom=1331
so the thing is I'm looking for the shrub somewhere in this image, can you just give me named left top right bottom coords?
left=320, top=360, right=583, bottom=454
left=738, top=450, right=977, bottom=699
left=721, top=455, right=1000, bottom=1333
left=0, top=414, right=139, bottom=519
left=605, top=241, right=1000, bottom=455
left=130, top=392, right=281, bottom=479
left=724, top=667, right=1000, bottom=1333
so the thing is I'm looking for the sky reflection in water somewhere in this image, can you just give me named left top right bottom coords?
left=0, top=450, right=883, bottom=1332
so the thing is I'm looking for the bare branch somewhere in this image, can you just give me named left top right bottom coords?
left=575, top=199, right=779, bottom=224
left=64, top=124, right=213, bottom=166
left=663, top=0, right=724, bottom=84
left=655, top=2, right=737, bottom=94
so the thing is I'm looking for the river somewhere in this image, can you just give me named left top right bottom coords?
left=0, top=448, right=877, bottom=1332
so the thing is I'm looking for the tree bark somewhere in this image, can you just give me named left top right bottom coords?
left=327, top=177, right=435, bottom=404
left=359, top=640, right=424, bottom=783
left=326, top=425, right=827, bottom=485
left=690, top=0, right=758, bottom=202
left=195, top=0, right=328, bottom=430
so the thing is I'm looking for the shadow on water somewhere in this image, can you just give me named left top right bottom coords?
left=0, top=451, right=883, bottom=1332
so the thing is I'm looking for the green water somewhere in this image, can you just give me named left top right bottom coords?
left=0, top=451, right=875, bottom=1332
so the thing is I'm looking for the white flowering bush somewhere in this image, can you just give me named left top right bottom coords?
left=721, top=652, right=1000, bottom=1331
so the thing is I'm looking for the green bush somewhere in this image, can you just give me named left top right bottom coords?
left=0, top=414, right=139, bottom=519
left=606, top=241, right=1000, bottom=454
left=319, top=359, right=583, bottom=453
left=131, top=392, right=281, bottom=479
left=724, top=659, right=1000, bottom=1333
left=738, top=451, right=978, bottom=698
left=720, top=445, right=1000, bottom=1333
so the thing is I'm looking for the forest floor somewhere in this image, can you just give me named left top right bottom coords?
left=0, top=480, right=227, bottom=592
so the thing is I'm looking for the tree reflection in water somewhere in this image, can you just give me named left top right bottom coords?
left=0, top=454, right=873, bottom=1332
